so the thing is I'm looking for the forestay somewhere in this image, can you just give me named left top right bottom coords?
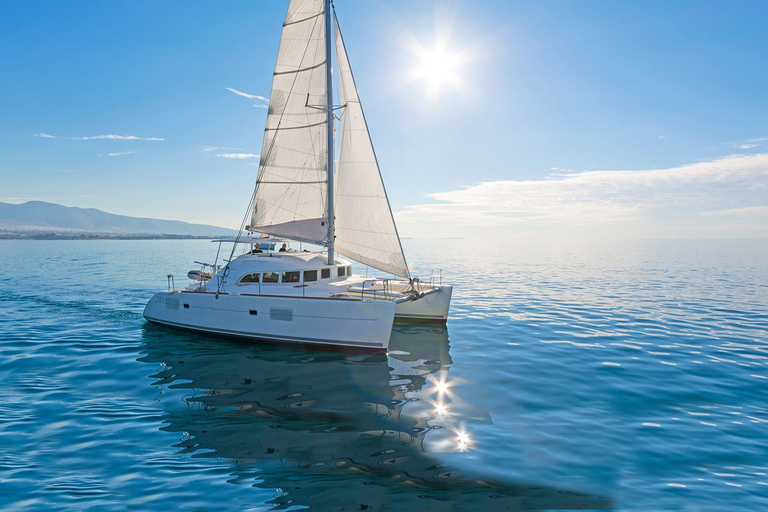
left=333, top=15, right=409, bottom=278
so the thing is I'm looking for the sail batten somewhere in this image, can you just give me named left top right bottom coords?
left=273, top=61, right=327, bottom=75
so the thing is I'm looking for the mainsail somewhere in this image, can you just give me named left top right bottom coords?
left=250, top=0, right=328, bottom=243
left=333, top=15, right=409, bottom=278
left=249, top=0, right=409, bottom=278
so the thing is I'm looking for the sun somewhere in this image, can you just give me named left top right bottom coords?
left=413, top=45, right=460, bottom=95
left=394, top=12, right=480, bottom=103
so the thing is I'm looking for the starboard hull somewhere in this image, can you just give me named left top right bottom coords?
left=143, top=291, right=396, bottom=351
left=394, top=285, right=453, bottom=324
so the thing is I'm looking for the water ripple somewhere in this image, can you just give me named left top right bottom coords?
left=1, top=239, right=767, bottom=510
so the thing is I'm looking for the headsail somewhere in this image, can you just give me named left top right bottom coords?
left=249, top=0, right=329, bottom=243
left=333, top=14, right=409, bottom=278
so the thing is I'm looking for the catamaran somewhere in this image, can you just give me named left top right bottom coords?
left=143, top=0, right=452, bottom=350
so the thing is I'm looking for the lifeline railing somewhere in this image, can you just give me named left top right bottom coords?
left=355, top=279, right=398, bottom=301
left=429, top=268, right=443, bottom=286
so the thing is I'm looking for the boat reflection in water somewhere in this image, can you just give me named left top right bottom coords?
left=139, top=325, right=612, bottom=510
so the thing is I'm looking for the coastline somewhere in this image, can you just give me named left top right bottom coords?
left=0, top=232, right=223, bottom=240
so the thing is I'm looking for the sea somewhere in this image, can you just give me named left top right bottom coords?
left=1, top=238, right=766, bottom=511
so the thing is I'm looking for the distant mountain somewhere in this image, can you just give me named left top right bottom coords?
left=0, top=201, right=239, bottom=237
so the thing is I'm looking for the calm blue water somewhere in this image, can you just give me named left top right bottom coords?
left=1, top=238, right=766, bottom=511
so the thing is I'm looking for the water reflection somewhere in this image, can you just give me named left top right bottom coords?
left=139, top=325, right=611, bottom=510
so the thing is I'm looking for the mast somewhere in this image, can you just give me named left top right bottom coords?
left=324, top=0, right=335, bottom=265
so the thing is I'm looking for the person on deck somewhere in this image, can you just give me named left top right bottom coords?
left=279, top=243, right=287, bottom=252
left=252, top=244, right=263, bottom=254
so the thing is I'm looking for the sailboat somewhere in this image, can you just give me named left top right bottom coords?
left=143, top=0, right=452, bottom=351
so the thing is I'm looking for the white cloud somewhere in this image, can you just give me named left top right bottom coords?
left=217, top=153, right=260, bottom=159
left=730, top=136, right=768, bottom=150
left=35, top=133, right=164, bottom=141
left=702, top=206, right=768, bottom=218
left=396, top=153, right=768, bottom=237
left=202, top=146, right=243, bottom=153
left=226, top=87, right=269, bottom=108
left=106, top=151, right=137, bottom=157
left=81, top=135, right=164, bottom=141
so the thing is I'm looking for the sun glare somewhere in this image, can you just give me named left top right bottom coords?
left=414, top=46, right=460, bottom=95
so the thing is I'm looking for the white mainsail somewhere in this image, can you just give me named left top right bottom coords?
left=250, top=0, right=329, bottom=243
left=249, top=0, right=409, bottom=278
left=333, top=15, right=409, bottom=278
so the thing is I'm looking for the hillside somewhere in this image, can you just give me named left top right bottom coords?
left=0, top=201, right=239, bottom=237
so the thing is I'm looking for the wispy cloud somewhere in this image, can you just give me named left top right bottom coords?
left=702, top=205, right=768, bottom=218
left=730, top=136, right=768, bottom=150
left=397, top=153, right=768, bottom=234
left=202, top=146, right=241, bottom=153
left=35, top=133, right=164, bottom=141
left=226, top=87, right=269, bottom=108
left=105, top=151, right=138, bottom=157
left=217, top=153, right=260, bottom=159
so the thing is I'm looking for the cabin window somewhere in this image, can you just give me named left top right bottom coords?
left=282, top=271, right=300, bottom=283
left=304, top=270, right=317, bottom=282
left=346, top=266, right=352, bottom=276
left=321, top=268, right=331, bottom=279
left=337, top=267, right=345, bottom=277
left=262, top=272, right=279, bottom=283
left=239, top=273, right=260, bottom=283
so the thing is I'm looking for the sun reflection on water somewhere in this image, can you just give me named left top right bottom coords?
left=415, top=372, right=475, bottom=452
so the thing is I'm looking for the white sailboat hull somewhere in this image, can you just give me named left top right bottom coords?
left=143, top=290, right=396, bottom=351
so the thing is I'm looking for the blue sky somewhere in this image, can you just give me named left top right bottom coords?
left=1, top=0, right=766, bottom=238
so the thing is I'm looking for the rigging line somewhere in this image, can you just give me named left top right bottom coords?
left=218, top=181, right=259, bottom=297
